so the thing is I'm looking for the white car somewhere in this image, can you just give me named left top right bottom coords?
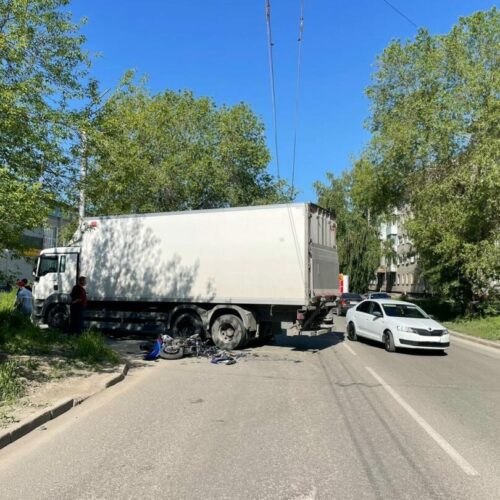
left=345, top=299, right=450, bottom=352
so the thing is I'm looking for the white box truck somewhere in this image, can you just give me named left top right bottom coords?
left=32, top=203, right=339, bottom=349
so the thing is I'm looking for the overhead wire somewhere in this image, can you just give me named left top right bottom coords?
left=381, top=0, right=418, bottom=29
left=265, top=0, right=280, bottom=179
left=291, top=0, right=304, bottom=194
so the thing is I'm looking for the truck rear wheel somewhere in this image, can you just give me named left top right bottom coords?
left=211, top=314, right=247, bottom=350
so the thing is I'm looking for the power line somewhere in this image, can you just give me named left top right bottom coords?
left=291, top=0, right=304, bottom=193
left=265, top=0, right=280, bottom=179
left=381, top=0, right=418, bottom=29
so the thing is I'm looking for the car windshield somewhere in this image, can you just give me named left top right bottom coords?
left=371, top=293, right=390, bottom=298
left=382, top=303, right=428, bottom=319
left=343, top=293, right=362, bottom=300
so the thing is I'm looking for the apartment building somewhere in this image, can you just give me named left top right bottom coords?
left=370, top=209, right=427, bottom=295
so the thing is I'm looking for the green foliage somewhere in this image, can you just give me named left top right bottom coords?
left=0, top=291, right=120, bottom=365
left=0, top=360, right=25, bottom=405
left=0, top=0, right=91, bottom=252
left=359, top=8, right=500, bottom=304
left=444, top=316, right=500, bottom=341
left=71, top=331, right=121, bottom=365
left=0, top=168, right=50, bottom=254
left=404, top=297, right=462, bottom=322
left=84, top=73, right=292, bottom=215
left=315, top=172, right=380, bottom=293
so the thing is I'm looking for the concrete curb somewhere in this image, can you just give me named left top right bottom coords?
left=0, top=361, right=130, bottom=451
left=450, top=330, right=500, bottom=350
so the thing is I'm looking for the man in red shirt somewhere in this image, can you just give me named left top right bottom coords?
left=70, top=276, right=87, bottom=334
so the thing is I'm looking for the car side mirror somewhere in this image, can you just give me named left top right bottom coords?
left=373, top=311, right=382, bottom=318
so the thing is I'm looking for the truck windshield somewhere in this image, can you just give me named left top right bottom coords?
left=37, top=255, right=59, bottom=276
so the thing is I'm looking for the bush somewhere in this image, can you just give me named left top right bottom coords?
left=405, top=297, right=462, bottom=322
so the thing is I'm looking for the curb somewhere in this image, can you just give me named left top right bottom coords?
left=0, top=361, right=130, bottom=451
left=450, top=330, right=500, bottom=350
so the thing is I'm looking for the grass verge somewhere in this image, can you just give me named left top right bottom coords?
left=72, top=331, right=121, bottom=365
left=444, top=316, right=500, bottom=341
left=0, top=361, right=25, bottom=405
left=0, top=291, right=121, bottom=409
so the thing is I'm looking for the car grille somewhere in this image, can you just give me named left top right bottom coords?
left=400, top=340, right=450, bottom=348
left=413, top=328, right=446, bottom=336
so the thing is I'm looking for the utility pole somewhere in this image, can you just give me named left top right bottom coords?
left=77, top=88, right=110, bottom=225
left=78, top=129, right=88, bottom=223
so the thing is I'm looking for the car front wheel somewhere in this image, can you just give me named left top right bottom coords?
left=347, top=322, right=357, bottom=341
left=383, top=330, right=396, bottom=352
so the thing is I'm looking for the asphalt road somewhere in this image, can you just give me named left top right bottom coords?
left=1, top=317, right=500, bottom=499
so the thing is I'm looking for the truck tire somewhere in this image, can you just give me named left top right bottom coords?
left=171, top=312, right=203, bottom=339
left=211, top=314, right=247, bottom=350
left=46, top=305, right=69, bottom=331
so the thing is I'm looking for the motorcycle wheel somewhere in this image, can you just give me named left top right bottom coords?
left=159, top=345, right=185, bottom=360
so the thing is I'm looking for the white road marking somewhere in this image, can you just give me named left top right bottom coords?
left=365, top=366, right=479, bottom=477
left=343, top=343, right=357, bottom=356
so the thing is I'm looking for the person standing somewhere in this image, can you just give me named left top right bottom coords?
left=70, top=276, right=88, bottom=334
left=15, top=280, right=33, bottom=315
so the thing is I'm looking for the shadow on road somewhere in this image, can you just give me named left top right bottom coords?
left=105, top=334, right=159, bottom=369
left=354, top=336, right=448, bottom=356
left=270, top=330, right=344, bottom=352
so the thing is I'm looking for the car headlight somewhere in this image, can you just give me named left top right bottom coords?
left=442, top=328, right=448, bottom=334
left=396, top=325, right=418, bottom=333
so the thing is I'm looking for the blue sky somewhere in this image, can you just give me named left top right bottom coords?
left=71, top=0, right=495, bottom=202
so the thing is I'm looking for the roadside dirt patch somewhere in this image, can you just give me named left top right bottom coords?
left=0, top=355, right=122, bottom=433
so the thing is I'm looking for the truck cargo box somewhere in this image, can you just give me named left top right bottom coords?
left=79, top=203, right=338, bottom=306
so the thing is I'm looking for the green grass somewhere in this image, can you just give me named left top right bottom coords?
left=444, top=316, right=500, bottom=341
left=72, top=331, right=121, bottom=365
left=0, top=290, right=121, bottom=407
left=0, top=361, right=25, bottom=405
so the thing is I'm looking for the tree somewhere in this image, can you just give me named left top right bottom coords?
left=83, top=74, right=292, bottom=215
left=315, top=172, right=380, bottom=293
left=0, top=0, right=92, bottom=253
left=0, top=168, right=49, bottom=256
left=360, top=8, right=500, bottom=304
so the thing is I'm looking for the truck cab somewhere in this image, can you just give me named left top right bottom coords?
left=32, top=247, right=80, bottom=328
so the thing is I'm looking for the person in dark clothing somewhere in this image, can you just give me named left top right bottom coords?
left=70, top=276, right=87, bottom=334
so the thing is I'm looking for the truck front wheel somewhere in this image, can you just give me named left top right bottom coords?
left=171, top=312, right=203, bottom=339
left=211, top=314, right=247, bottom=350
left=46, top=305, right=69, bottom=331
